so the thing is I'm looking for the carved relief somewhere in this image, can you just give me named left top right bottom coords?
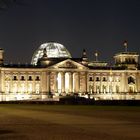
left=58, top=61, right=77, bottom=69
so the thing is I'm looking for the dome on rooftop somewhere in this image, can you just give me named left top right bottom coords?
left=31, top=42, right=72, bottom=65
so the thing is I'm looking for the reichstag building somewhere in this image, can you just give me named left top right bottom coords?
left=0, top=42, right=140, bottom=101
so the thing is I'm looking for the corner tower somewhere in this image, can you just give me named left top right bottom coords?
left=81, top=49, right=88, bottom=65
left=114, top=41, right=139, bottom=70
left=0, top=48, right=4, bottom=65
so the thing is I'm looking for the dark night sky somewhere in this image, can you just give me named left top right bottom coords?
left=0, top=0, right=140, bottom=64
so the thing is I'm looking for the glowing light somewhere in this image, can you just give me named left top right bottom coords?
left=109, top=77, right=113, bottom=82
left=124, top=40, right=128, bottom=47
left=116, top=77, right=119, bottom=82
left=31, top=42, right=72, bottom=65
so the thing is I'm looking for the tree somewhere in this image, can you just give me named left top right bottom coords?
left=0, top=0, right=21, bottom=10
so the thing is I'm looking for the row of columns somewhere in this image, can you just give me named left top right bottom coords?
left=46, top=71, right=87, bottom=94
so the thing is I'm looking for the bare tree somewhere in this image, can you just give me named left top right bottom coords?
left=0, top=0, right=24, bottom=10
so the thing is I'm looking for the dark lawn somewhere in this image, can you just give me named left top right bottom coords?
left=0, top=104, right=140, bottom=140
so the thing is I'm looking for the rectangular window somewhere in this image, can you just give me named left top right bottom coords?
left=35, top=76, right=40, bottom=81
left=28, top=76, right=32, bottom=81
left=96, top=77, right=100, bottom=81
left=13, top=76, right=17, bottom=80
left=21, top=76, right=25, bottom=81
left=102, top=77, right=107, bottom=82
left=89, top=77, right=93, bottom=81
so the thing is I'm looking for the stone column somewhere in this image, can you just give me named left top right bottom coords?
left=54, top=72, right=58, bottom=93
left=41, top=72, right=47, bottom=95
left=32, top=75, right=35, bottom=94
left=46, top=72, right=50, bottom=93
left=1, top=71, right=5, bottom=101
left=61, top=72, right=65, bottom=93
left=76, top=72, right=80, bottom=93
left=100, top=76, right=103, bottom=93
left=87, top=74, right=90, bottom=93
left=69, top=72, right=73, bottom=93
left=135, top=73, right=139, bottom=92
left=79, top=72, right=86, bottom=93
left=1, top=71, right=4, bottom=93
left=80, top=73, right=83, bottom=93
left=138, top=74, right=140, bottom=92
left=120, top=72, right=126, bottom=93
left=73, top=73, right=76, bottom=93
left=84, top=72, right=87, bottom=93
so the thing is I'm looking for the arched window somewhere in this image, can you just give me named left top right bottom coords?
left=21, top=76, right=25, bottom=81
left=28, top=76, right=33, bottom=81
left=13, top=76, right=17, bottom=80
left=89, top=77, right=93, bottom=81
left=35, top=76, right=40, bottom=81
left=128, top=76, right=135, bottom=84
left=102, top=77, right=107, bottom=82
left=96, top=77, right=100, bottom=81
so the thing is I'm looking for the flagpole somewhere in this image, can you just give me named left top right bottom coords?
left=124, top=40, right=128, bottom=52
left=95, top=51, right=98, bottom=61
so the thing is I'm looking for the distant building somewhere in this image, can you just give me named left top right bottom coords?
left=0, top=42, right=140, bottom=101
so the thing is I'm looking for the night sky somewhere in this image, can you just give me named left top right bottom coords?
left=0, top=0, right=140, bottom=64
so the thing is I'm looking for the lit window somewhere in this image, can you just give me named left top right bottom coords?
left=116, top=77, right=120, bottom=82
left=109, top=77, right=113, bottom=82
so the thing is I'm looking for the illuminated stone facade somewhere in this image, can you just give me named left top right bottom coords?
left=0, top=42, right=140, bottom=101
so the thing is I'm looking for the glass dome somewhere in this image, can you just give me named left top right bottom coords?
left=31, top=42, right=72, bottom=65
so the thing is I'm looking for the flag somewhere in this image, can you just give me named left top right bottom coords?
left=124, top=40, right=128, bottom=47
left=95, top=51, right=98, bottom=57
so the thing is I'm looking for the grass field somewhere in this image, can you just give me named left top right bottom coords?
left=0, top=104, right=139, bottom=140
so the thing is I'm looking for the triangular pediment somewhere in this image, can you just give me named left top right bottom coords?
left=48, top=59, right=88, bottom=70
